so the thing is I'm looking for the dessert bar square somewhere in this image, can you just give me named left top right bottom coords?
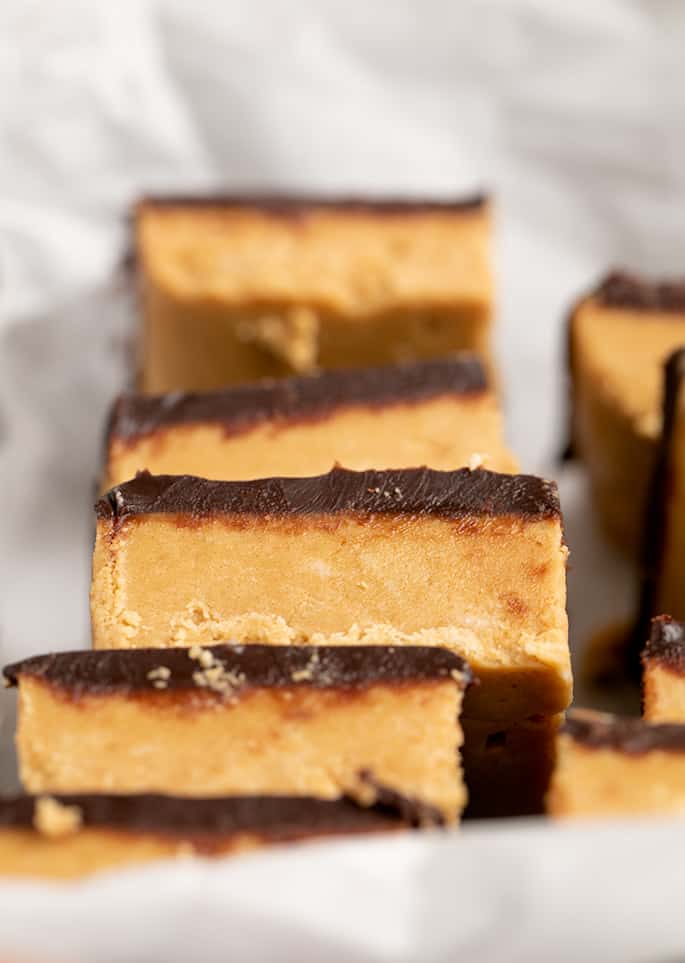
left=135, top=194, right=492, bottom=393
left=568, top=272, right=685, bottom=553
left=548, top=709, right=685, bottom=818
left=103, top=355, right=517, bottom=490
left=90, top=467, right=571, bottom=722
left=4, top=644, right=470, bottom=824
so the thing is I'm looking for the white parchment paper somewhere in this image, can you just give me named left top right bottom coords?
left=1, top=1, right=685, bottom=958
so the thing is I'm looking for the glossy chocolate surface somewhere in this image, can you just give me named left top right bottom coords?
left=107, top=356, right=488, bottom=444
left=96, top=467, right=560, bottom=524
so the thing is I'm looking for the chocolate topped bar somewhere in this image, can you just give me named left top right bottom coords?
left=4, top=644, right=472, bottom=697
left=549, top=707, right=685, bottom=818
left=0, top=792, right=407, bottom=836
left=562, top=710, right=685, bottom=754
left=91, top=465, right=569, bottom=722
left=97, top=467, right=560, bottom=524
left=11, top=643, right=468, bottom=820
left=102, top=357, right=518, bottom=490
left=108, top=355, right=488, bottom=445
left=567, top=271, right=685, bottom=555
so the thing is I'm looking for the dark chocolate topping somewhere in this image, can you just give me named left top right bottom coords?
left=3, top=644, right=472, bottom=695
left=631, top=348, right=685, bottom=673
left=593, top=271, right=685, bottom=313
left=107, top=356, right=488, bottom=445
left=96, top=466, right=560, bottom=524
left=137, top=192, right=488, bottom=217
left=563, top=710, right=685, bottom=754
left=0, top=793, right=409, bottom=835
left=357, top=772, right=444, bottom=827
left=643, top=615, right=685, bottom=672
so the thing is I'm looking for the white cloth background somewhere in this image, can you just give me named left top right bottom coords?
left=1, top=1, right=685, bottom=958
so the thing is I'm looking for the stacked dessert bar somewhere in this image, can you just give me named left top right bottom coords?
left=549, top=617, right=685, bottom=817
left=1, top=194, right=573, bottom=878
left=548, top=270, right=685, bottom=817
left=88, top=465, right=570, bottom=820
left=569, top=272, right=685, bottom=667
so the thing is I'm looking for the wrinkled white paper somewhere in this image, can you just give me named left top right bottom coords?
left=1, top=0, right=685, bottom=958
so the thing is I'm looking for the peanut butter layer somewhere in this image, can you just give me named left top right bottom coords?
left=104, top=356, right=517, bottom=489
left=569, top=272, right=685, bottom=553
left=0, top=794, right=407, bottom=879
left=461, top=714, right=561, bottom=818
left=6, top=645, right=467, bottom=823
left=90, top=467, right=570, bottom=721
left=642, top=616, right=685, bottom=723
left=135, top=194, right=492, bottom=392
left=548, top=709, right=685, bottom=818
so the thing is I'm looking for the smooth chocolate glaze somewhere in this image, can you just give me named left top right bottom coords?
left=0, top=793, right=410, bottom=835
left=107, top=356, right=488, bottom=445
left=643, top=615, right=685, bottom=673
left=594, top=271, right=685, bottom=312
left=136, top=192, right=488, bottom=217
left=96, top=466, right=560, bottom=524
left=563, top=710, right=685, bottom=754
left=631, top=348, right=685, bottom=673
left=3, top=644, right=472, bottom=695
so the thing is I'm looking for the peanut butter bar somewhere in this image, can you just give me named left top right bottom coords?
left=134, top=194, right=492, bottom=392
left=548, top=709, right=685, bottom=818
left=4, top=645, right=470, bottom=824
left=90, top=467, right=571, bottom=723
left=568, top=272, right=685, bottom=553
left=103, top=355, right=517, bottom=489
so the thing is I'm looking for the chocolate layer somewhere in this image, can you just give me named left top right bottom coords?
left=631, top=348, right=685, bottom=672
left=107, top=356, right=488, bottom=445
left=357, top=772, right=443, bottom=827
left=643, top=616, right=685, bottom=673
left=563, top=710, right=685, bottom=754
left=0, top=793, right=407, bottom=836
left=96, top=467, right=560, bottom=524
left=593, top=272, right=685, bottom=312
left=3, top=644, right=472, bottom=695
left=136, top=193, right=488, bottom=217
